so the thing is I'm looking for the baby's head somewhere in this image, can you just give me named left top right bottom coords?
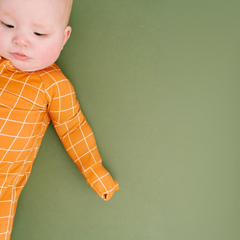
left=0, top=0, right=73, bottom=72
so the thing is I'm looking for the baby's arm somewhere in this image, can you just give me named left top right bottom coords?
left=42, top=67, right=119, bottom=200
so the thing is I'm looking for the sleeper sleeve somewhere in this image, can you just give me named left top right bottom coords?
left=43, top=70, right=119, bottom=201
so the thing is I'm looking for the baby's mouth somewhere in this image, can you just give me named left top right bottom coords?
left=11, top=52, right=30, bottom=61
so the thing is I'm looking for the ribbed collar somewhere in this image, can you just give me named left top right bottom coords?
left=0, top=56, right=20, bottom=72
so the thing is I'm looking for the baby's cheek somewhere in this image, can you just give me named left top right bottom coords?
left=38, top=45, right=61, bottom=67
left=0, top=30, right=7, bottom=53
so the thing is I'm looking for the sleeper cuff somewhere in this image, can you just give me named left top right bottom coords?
left=84, top=161, right=119, bottom=201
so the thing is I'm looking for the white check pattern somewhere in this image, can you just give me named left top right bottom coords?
left=0, top=57, right=119, bottom=240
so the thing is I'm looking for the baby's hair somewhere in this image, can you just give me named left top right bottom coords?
left=65, top=0, right=73, bottom=26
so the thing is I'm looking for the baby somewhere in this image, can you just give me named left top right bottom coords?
left=0, top=0, right=119, bottom=239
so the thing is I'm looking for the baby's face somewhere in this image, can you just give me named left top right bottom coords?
left=0, top=0, right=72, bottom=72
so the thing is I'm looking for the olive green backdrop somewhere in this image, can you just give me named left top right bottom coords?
left=11, top=0, right=240, bottom=240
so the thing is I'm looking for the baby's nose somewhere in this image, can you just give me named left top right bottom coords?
left=13, top=35, right=29, bottom=47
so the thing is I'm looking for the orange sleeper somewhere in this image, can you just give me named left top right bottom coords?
left=0, top=56, right=119, bottom=240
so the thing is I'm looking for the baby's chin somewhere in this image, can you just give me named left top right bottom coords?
left=11, top=59, right=53, bottom=72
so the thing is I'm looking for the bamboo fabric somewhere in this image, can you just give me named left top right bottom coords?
left=0, top=56, right=119, bottom=240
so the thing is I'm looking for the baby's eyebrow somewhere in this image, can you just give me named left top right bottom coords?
left=32, top=22, right=46, bottom=29
left=1, top=10, right=13, bottom=18
left=32, top=22, right=51, bottom=32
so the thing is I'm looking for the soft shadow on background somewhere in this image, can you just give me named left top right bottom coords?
left=12, top=1, right=239, bottom=240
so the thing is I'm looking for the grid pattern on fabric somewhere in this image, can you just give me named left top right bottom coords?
left=0, top=57, right=119, bottom=240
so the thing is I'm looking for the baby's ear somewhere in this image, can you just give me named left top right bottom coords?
left=63, top=26, right=72, bottom=47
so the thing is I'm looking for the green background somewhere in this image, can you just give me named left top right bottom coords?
left=11, top=0, right=240, bottom=239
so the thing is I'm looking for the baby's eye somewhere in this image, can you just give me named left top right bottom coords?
left=1, top=21, right=14, bottom=28
left=34, top=32, right=47, bottom=37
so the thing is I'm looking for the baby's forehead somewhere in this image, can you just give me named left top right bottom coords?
left=0, top=0, right=72, bottom=26
left=29, top=0, right=73, bottom=24
left=0, top=0, right=71, bottom=13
